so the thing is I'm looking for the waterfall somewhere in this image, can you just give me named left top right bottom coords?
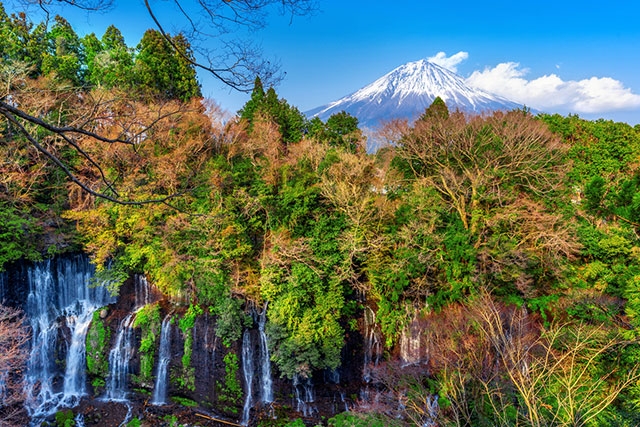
left=61, top=301, right=97, bottom=404
left=104, top=274, right=154, bottom=402
left=134, top=274, right=151, bottom=307
left=399, top=317, right=422, bottom=366
left=104, top=313, right=136, bottom=401
left=293, top=374, right=316, bottom=418
left=257, top=304, right=273, bottom=404
left=151, top=315, right=172, bottom=405
left=240, top=329, right=255, bottom=426
left=362, top=306, right=382, bottom=382
left=0, top=269, right=6, bottom=300
left=23, top=255, right=114, bottom=420
left=422, top=395, right=439, bottom=427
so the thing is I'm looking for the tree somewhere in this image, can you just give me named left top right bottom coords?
left=309, top=111, right=363, bottom=152
left=8, top=0, right=315, bottom=90
left=1, top=0, right=315, bottom=204
left=238, top=79, right=306, bottom=145
left=41, top=15, right=84, bottom=84
left=380, top=292, right=640, bottom=427
left=397, top=110, right=566, bottom=233
left=83, top=25, right=134, bottom=88
left=134, top=29, right=201, bottom=102
left=418, top=96, right=449, bottom=121
left=0, top=304, right=30, bottom=427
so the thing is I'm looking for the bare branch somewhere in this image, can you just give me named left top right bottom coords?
left=0, top=304, right=30, bottom=427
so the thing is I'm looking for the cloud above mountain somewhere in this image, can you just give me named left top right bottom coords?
left=431, top=52, right=640, bottom=114
left=427, top=51, right=469, bottom=73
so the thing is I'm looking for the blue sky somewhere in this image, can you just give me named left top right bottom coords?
left=9, top=0, right=640, bottom=124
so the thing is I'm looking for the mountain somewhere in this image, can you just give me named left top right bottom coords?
left=306, top=59, right=523, bottom=128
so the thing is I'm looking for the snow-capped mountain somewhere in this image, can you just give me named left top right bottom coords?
left=306, top=59, right=523, bottom=128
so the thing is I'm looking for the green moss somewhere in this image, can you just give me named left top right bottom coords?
left=162, top=415, right=179, bottom=427
left=86, top=307, right=110, bottom=385
left=171, top=396, right=198, bottom=407
left=328, top=412, right=399, bottom=427
left=133, top=302, right=161, bottom=385
left=216, top=350, right=242, bottom=413
left=173, top=304, right=202, bottom=391
left=55, top=409, right=76, bottom=427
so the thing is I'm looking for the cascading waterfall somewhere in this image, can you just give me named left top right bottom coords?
left=362, top=306, right=382, bottom=382
left=0, top=269, right=6, bottom=300
left=240, top=329, right=255, bottom=426
left=105, top=274, right=152, bottom=402
left=257, top=304, right=273, bottom=404
left=360, top=306, right=383, bottom=405
left=151, top=315, right=172, bottom=405
left=399, top=316, right=422, bottom=366
left=104, top=313, right=136, bottom=401
left=204, top=322, right=218, bottom=378
left=134, top=274, right=151, bottom=307
left=293, top=374, right=317, bottom=418
left=61, top=301, right=97, bottom=403
left=22, top=255, right=114, bottom=421
left=241, top=303, right=274, bottom=425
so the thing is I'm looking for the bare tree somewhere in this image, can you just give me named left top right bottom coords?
left=428, top=291, right=639, bottom=427
left=0, top=304, right=30, bottom=427
left=396, top=110, right=566, bottom=233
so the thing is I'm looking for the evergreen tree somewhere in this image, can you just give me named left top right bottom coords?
left=41, top=15, right=84, bottom=84
left=238, top=76, right=265, bottom=125
left=0, top=8, right=47, bottom=75
left=83, top=25, right=134, bottom=88
left=238, top=78, right=305, bottom=144
left=325, top=111, right=361, bottom=152
left=134, top=29, right=201, bottom=101
left=419, top=96, right=449, bottom=121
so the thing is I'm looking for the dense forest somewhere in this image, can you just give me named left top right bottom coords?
left=3, top=3, right=640, bottom=426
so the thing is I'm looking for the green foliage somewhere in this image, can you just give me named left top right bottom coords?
left=83, top=25, right=134, bottom=88
left=329, top=412, right=401, bottom=427
left=86, top=308, right=110, bottom=382
left=126, top=418, right=141, bottom=427
left=133, top=302, right=162, bottom=385
left=238, top=78, right=306, bottom=144
left=162, top=414, right=180, bottom=427
left=216, top=351, right=242, bottom=413
left=41, top=15, right=83, bottom=84
left=134, top=29, right=201, bottom=101
left=175, top=304, right=202, bottom=391
left=584, top=175, right=606, bottom=213
left=418, top=96, right=449, bottom=121
left=262, top=213, right=348, bottom=378
left=55, top=409, right=75, bottom=427
left=171, top=396, right=198, bottom=407
left=309, top=111, right=362, bottom=152
left=0, top=202, right=40, bottom=270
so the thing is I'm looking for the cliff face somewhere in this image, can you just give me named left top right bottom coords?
left=1, top=254, right=373, bottom=426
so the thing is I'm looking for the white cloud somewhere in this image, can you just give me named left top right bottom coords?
left=427, top=51, right=469, bottom=73
left=465, top=62, right=640, bottom=114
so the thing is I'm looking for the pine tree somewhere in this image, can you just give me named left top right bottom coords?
left=134, top=29, right=201, bottom=101
left=41, top=15, right=84, bottom=84
left=419, top=96, right=449, bottom=121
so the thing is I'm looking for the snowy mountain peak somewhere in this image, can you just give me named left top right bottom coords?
left=306, top=58, right=522, bottom=128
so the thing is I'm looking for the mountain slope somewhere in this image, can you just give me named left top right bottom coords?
left=306, top=59, right=523, bottom=128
